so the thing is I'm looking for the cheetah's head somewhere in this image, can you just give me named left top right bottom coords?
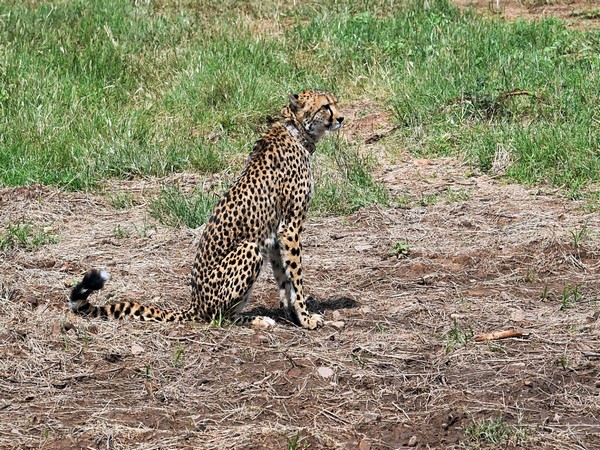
left=285, top=90, right=344, bottom=142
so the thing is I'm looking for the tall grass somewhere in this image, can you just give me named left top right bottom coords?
left=0, top=0, right=598, bottom=196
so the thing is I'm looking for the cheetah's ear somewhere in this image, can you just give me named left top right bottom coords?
left=288, top=93, right=300, bottom=112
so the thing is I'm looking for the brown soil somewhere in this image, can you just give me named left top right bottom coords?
left=453, top=0, right=600, bottom=30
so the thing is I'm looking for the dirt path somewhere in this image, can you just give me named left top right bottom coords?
left=453, top=0, right=600, bottom=30
left=1, top=131, right=599, bottom=450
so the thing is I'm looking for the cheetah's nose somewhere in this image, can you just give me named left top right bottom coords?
left=337, top=117, right=344, bottom=124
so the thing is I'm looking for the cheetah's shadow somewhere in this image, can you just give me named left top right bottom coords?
left=246, top=296, right=358, bottom=324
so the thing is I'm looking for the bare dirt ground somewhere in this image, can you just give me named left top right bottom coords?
left=454, top=0, right=600, bottom=30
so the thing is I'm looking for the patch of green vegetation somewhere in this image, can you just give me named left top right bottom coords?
left=150, top=185, right=218, bottom=228
left=1, top=0, right=598, bottom=200
left=446, top=187, right=471, bottom=203
left=417, top=193, right=440, bottom=207
left=287, top=431, right=309, bottom=450
left=112, top=224, right=131, bottom=239
left=560, top=283, right=581, bottom=310
left=444, top=318, right=474, bottom=353
left=107, top=192, right=136, bottom=210
left=209, top=308, right=235, bottom=328
left=569, top=222, right=589, bottom=252
left=172, top=344, right=185, bottom=368
left=375, top=322, right=388, bottom=333
left=312, top=141, right=388, bottom=216
left=559, top=348, right=570, bottom=370
left=0, top=220, right=58, bottom=251
left=465, top=416, right=528, bottom=445
left=389, top=241, right=410, bottom=258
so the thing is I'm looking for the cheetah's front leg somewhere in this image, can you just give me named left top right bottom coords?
left=266, top=239, right=293, bottom=321
left=278, top=225, right=323, bottom=330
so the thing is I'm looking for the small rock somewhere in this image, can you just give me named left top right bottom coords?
left=287, top=367, right=302, bottom=378
left=506, top=362, right=526, bottom=373
left=332, top=310, right=342, bottom=321
left=510, top=309, right=525, bottom=322
left=317, top=366, right=334, bottom=379
left=354, top=244, right=374, bottom=252
left=419, top=274, right=437, bottom=285
left=363, top=411, right=380, bottom=423
left=358, top=439, right=371, bottom=450
left=131, top=344, right=145, bottom=355
left=408, top=435, right=418, bottom=447
left=52, top=322, right=74, bottom=334
left=23, top=296, right=38, bottom=308
left=254, top=333, right=269, bottom=344
left=58, top=263, right=73, bottom=272
left=326, top=320, right=345, bottom=330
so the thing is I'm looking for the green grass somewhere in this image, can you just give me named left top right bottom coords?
left=444, top=318, right=474, bottom=353
left=312, top=139, right=389, bottom=216
left=150, top=185, right=218, bottom=228
left=464, top=415, right=528, bottom=445
left=388, top=241, right=410, bottom=258
left=1, top=0, right=599, bottom=203
left=0, top=220, right=58, bottom=251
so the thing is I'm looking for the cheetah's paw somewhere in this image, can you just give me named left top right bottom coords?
left=303, top=313, right=324, bottom=330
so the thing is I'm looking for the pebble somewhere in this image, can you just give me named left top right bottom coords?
left=363, top=411, right=380, bottom=423
left=326, top=320, right=345, bottom=330
left=317, top=366, right=334, bottom=379
left=131, top=344, right=145, bottom=355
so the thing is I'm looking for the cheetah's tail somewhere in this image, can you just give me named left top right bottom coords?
left=69, top=269, right=194, bottom=322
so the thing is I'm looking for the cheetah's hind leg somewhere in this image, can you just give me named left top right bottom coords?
left=210, top=242, right=277, bottom=330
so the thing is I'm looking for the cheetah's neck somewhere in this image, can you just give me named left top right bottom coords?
left=283, top=121, right=316, bottom=154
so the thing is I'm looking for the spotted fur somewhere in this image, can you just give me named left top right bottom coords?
left=70, top=90, right=343, bottom=329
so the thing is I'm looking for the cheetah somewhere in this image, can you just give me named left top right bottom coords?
left=70, top=90, right=344, bottom=330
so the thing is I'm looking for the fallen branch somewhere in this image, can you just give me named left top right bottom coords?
left=497, top=90, right=544, bottom=102
left=439, top=89, right=546, bottom=114
left=475, top=329, right=530, bottom=342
